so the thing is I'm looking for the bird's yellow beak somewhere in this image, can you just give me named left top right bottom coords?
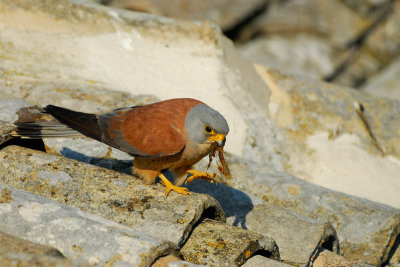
left=207, top=134, right=226, bottom=148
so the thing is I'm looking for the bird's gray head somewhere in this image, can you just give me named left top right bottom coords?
left=185, top=104, right=229, bottom=147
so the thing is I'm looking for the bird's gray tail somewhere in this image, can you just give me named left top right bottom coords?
left=43, top=105, right=103, bottom=142
left=13, top=105, right=95, bottom=140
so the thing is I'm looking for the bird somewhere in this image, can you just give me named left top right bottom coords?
left=14, top=98, right=230, bottom=196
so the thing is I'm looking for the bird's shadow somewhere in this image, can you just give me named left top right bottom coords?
left=186, top=179, right=253, bottom=229
left=60, top=147, right=254, bottom=229
left=60, top=147, right=133, bottom=175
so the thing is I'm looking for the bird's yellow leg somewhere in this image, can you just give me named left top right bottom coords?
left=158, top=173, right=191, bottom=197
left=185, top=170, right=217, bottom=185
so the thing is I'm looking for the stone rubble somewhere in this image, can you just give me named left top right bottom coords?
left=0, top=0, right=399, bottom=266
left=181, top=218, right=279, bottom=266
left=0, top=230, right=91, bottom=267
left=193, top=153, right=400, bottom=266
left=0, top=145, right=225, bottom=248
left=0, top=184, right=177, bottom=266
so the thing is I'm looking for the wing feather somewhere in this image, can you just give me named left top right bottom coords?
left=98, top=99, right=202, bottom=158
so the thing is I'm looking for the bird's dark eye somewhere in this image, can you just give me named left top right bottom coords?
left=204, top=125, right=213, bottom=133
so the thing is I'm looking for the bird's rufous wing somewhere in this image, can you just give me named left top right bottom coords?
left=99, top=103, right=188, bottom=158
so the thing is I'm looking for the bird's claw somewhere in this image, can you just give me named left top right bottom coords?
left=185, top=170, right=217, bottom=185
left=164, top=184, right=191, bottom=197
left=158, top=173, right=191, bottom=197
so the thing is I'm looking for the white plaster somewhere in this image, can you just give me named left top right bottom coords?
left=0, top=23, right=247, bottom=155
left=290, top=131, right=400, bottom=208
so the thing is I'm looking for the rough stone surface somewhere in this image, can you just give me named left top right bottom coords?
left=0, top=231, right=90, bottom=267
left=340, top=0, right=389, bottom=17
left=333, top=0, right=400, bottom=87
left=195, top=152, right=400, bottom=266
left=187, top=180, right=339, bottom=266
left=153, top=255, right=205, bottom=267
left=166, top=261, right=205, bottom=267
left=0, top=146, right=225, bottom=248
left=0, top=120, right=15, bottom=145
left=0, top=99, right=31, bottom=122
left=152, top=255, right=181, bottom=267
left=242, top=255, right=291, bottom=267
left=255, top=65, right=400, bottom=209
left=389, top=247, right=400, bottom=267
left=313, top=249, right=374, bottom=267
left=234, top=0, right=400, bottom=92
left=107, top=0, right=266, bottom=31
left=245, top=204, right=338, bottom=266
left=238, top=0, right=372, bottom=47
left=180, top=218, right=279, bottom=266
left=0, top=253, right=86, bottom=267
left=0, top=0, right=400, bottom=265
left=361, top=57, right=400, bottom=100
left=0, top=185, right=176, bottom=266
left=0, top=231, right=63, bottom=257
left=238, top=34, right=339, bottom=79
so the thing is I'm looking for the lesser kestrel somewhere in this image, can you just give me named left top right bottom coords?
left=15, top=98, right=229, bottom=196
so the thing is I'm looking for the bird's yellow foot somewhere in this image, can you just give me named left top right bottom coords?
left=158, top=173, right=190, bottom=197
left=185, top=170, right=217, bottom=185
